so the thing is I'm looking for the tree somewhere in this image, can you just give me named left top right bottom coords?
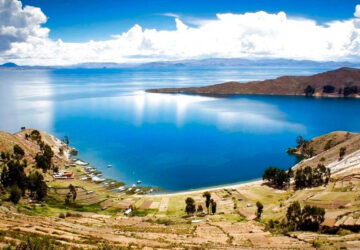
left=256, top=201, right=264, bottom=219
left=286, top=201, right=302, bottom=231
left=339, top=147, right=346, bottom=160
left=286, top=202, right=325, bottom=232
left=5, top=160, right=27, bottom=195
left=28, top=171, right=47, bottom=201
left=69, top=184, right=77, bottom=202
left=10, top=185, right=22, bottom=204
left=304, top=85, right=315, bottom=96
left=0, top=166, right=9, bottom=187
left=301, top=205, right=325, bottom=231
left=343, top=86, right=358, bottom=96
left=203, top=191, right=211, bottom=214
left=13, top=145, right=25, bottom=159
left=210, top=199, right=217, bottom=214
left=322, top=85, right=335, bottom=93
left=65, top=192, right=72, bottom=205
left=296, top=136, right=306, bottom=148
left=35, top=144, right=53, bottom=172
left=30, top=130, right=42, bottom=142
left=185, top=197, right=196, bottom=215
left=263, top=167, right=289, bottom=189
left=1, top=151, right=5, bottom=160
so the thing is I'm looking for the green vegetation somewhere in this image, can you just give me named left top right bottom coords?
left=1, top=143, right=48, bottom=204
left=185, top=197, right=196, bottom=215
left=13, top=144, right=25, bottom=159
left=323, top=85, right=335, bottom=93
left=262, top=167, right=289, bottom=189
left=35, top=144, right=54, bottom=172
left=10, top=185, right=21, bottom=203
left=210, top=199, right=217, bottom=214
left=343, top=86, right=358, bottom=96
left=304, top=85, right=315, bottom=96
left=286, top=201, right=325, bottom=231
left=256, top=201, right=263, bottom=219
left=203, top=191, right=211, bottom=214
left=295, top=164, right=330, bottom=189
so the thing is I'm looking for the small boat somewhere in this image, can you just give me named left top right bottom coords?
left=107, top=165, right=112, bottom=168
left=136, top=180, right=142, bottom=184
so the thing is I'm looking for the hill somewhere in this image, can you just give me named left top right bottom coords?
left=147, top=67, right=360, bottom=97
left=1, top=129, right=360, bottom=248
left=0, top=62, right=18, bottom=68
left=290, top=131, right=360, bottom=179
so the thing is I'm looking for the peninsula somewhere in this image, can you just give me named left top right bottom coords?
left=147, top=67, right=360, bottom=97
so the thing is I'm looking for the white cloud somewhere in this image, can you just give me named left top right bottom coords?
left=0, top=0, right=48, bottom=52
left=1, top=0, right=360, bottom=65
left=355, top=4, right=360, bottom=18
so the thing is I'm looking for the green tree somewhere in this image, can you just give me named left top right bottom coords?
left=65, top=192, right=72, bottom=205
left=286, top=201, right=302, bottom=231
left=256, top=201, right=264, bottom=219
left=210, top=199, right=217, bottom=214
left=10, top=185, right=22, bottom=204
left=185, top=197, right=196, bottom=215
left=30, top=130, right=42, bottom=142
left=13, top=144, right=25, bottom=159
left=322, top=85, right=335, bottom=93
left=263, top=167, right=290, bottom=189
left=304, top=85, right=315, bottom=96
left=301, top=205, right=325, bottom=231
left=69, top=184, right=77, bottom=202
left=28, top=171, right=47, bottom=201
left=203, top=191, right=211, bottom=214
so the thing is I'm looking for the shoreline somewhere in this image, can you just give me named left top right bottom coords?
left=148, top=179, right=263, bottom=197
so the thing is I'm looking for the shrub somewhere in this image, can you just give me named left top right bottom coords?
left=10, top=185, right=22, bottom=204
left=263, top=167, right=290, bottom=189
left=286, top=202, right=325, bottom=231
left=304, top=85, right=315, bottom=96
left=59, top=212, right=65, bottom=219
left=256, top=201, right=263, bottom=219
left=343, top=86, right=358, bottom=96
left=323, top=85, right=335, bottom=93
left=13, top=144, right=25, bottom=158
left=185, top=197, right=196, bottom=215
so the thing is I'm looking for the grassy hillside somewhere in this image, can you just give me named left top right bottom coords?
left=1, top=129, right=360, bottom=249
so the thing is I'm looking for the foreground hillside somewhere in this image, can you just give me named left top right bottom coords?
left=147, top=67, right=360, bottom=97
left=1, top=129, right=360, bottom=248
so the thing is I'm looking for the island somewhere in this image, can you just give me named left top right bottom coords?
left=147, top=67, right=360, bottom=97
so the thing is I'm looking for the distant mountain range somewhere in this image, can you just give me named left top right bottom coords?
left=147, top=67, right=360, bottom=98
left=1, top=58, right=360, bottom=69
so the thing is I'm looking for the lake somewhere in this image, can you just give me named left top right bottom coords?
left=1, top=66, right=360, bottom=191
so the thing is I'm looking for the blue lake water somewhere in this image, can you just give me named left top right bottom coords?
left=1, top=66, right=360, bottom=191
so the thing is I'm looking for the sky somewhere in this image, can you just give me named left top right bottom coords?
left=1, top=0, right=360, bottom=65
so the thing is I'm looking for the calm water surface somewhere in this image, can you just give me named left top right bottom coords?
left=1, top=66, right=360, bottom=191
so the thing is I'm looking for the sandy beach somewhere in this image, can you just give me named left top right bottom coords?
left=148, top=179, right=263, bottom=197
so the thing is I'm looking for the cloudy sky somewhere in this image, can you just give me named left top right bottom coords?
left=1, top=0, right=360, bottom=65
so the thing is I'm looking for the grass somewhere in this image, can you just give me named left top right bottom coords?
left=132, top=209, right=157, bottom=217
